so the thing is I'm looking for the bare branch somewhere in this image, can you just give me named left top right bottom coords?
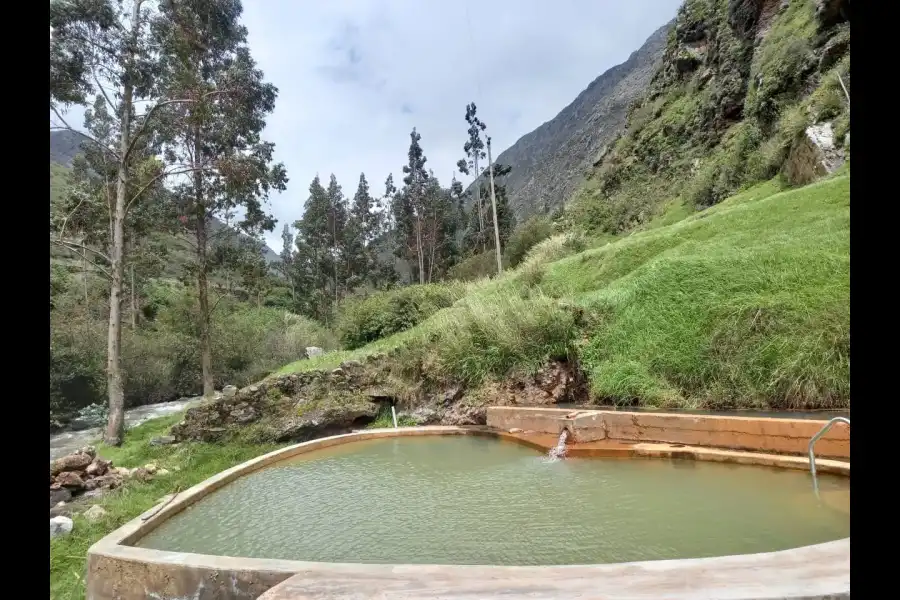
left=50, top=106, right=115, bottom=158
left=124, top=165, right=215, bottom=212
left=91, top=67, right=118, bottom=114
left=51, top=239, right=112, bottom=279
left=125, top=89, right=238, bottom=162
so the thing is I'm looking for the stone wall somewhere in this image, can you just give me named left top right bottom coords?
left=486, top=407, right=850, bottom=459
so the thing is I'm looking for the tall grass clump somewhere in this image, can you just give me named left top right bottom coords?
left=418, top=291, right=578, bottom=384
left=336, top=283, right=465, bottom=350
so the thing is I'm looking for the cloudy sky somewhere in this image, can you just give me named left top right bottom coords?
left=56, top=0, right=682, bottom=252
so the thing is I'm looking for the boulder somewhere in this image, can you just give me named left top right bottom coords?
left=143, top=463, right=158, bottom=474
left=50, top=451, right=93, bottom=476
left=222, top=385, right=238, bottom=398
left=149, top=435, right=176, bottom=446
left=84, top=505, right=107, bottom=523
left=50, top=516, right=74, bottom=539
left=131, top=467, right=153, bottom=482
left=267, top=399, right=381, bottom=442
left=403, top=407, right=442, bottom=425
left=84, top=474, right=122, bottom=491
left=55, top=471, right=85, bottom=490
left=85, top=458, right=110, bottom=477
left=305, top=346, right=324, bottom=359
left=783, top=122, right=846, bottom=186
left=815, top=0, right=849, bottom=31
left=49, top=487, right=72, bottom=509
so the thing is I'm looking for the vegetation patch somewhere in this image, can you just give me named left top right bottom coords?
left=50, top=415, right=280, bottom=600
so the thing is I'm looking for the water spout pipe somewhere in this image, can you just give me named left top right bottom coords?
left=391, top=405, right=398, bottom=429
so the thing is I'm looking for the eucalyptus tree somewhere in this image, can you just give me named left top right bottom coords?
left=153, top=0, right=287, bottom=397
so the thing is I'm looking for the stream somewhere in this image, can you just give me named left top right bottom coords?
left=49, top=397, right=202, bottom=461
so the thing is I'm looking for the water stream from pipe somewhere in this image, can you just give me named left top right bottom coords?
left=547, top=429, right=569, bottom=461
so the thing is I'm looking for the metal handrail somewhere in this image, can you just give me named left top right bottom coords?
left=808, top=416, right=850, bottom=497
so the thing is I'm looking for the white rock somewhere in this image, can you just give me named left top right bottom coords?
left=84, top=505, right=107, bottom=523
left=156, top=468, right=170, bottom=476
left=222, top=385, right=238, bottom=398
left=305, top=346, right=324, bottom=359
left=509, top=428, right=523, bottom=434
left=50, top=516, right=74, bottom=539
left=55, top=501, right=66, bottom=508
left=143, top=463, right=158, bottom=474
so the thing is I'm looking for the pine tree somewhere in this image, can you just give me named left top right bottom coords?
left=295, top=175, right=332, bottom=322
left=456, top=102, right=487, bottom=253
left=401, top=128, right=430, bottom=284
left=278, top=223, right=296, bottom=302
left=154, top=0, right=287, bottom=397
left=325, top=174, right=349, bottom=304
left=346, top=173, right=380, bottom=290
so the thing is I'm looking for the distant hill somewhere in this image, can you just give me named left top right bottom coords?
left=466, top=22, right=672, bottom=220
left=49, top=130, right=279, bottom=265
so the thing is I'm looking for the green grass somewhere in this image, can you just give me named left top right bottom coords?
left=277, top=175, right=849, bottom=409
left=50, top=415, right=280, bottom=600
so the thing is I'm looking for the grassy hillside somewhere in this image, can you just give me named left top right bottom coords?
left=279, top=172, right=849, bottom=410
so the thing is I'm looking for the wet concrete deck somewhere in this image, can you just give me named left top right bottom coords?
left=256, top=539, right=850, bottom=600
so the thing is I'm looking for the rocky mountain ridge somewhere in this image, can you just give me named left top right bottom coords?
left=466, top=21, right=673, bottom=220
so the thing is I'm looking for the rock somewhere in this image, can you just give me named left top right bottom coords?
left=815, top=0, right=849, bottom=31
left=156, top=468, right=170, bottom=476
left=132, top=467, right=153, bottom=482
left=404, top=407, right=442, bottom=426
left=143, top=463, right=158, bottom=474
left=84, top=474, right=122, bottom=491
left=78, top=446, right=97, bottom=459
left=268, top=400, right=381, bottom=443
left=49, top=487, right=72, bottom=508
left=85, top=458, right=110, bottom=477
left=305, top=346, right=324, bottom=359
left=222, top=385, right=238, bottom=398
left=674, top=43, right=705, bottom=74
left=50, top=516, right=74, bottom=539
left=55, top=471, right=85, bottom=490
left=84, top=505, right=107, bottom=523
left=149, top=435, right=176, bottom=446
left=509, top=428, right=523, bottom=434
left=442, top=404, right=487, bottom=426
left=441, top=387, right=464, bottom=406
left=819, top=32, right=850, bottom=71
left=783, top=122, right=846, bottom=186
left=50, top=451, right=93, bottom=476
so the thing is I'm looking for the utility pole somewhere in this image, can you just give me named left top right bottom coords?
left=487, top=136, right=502, bottom=275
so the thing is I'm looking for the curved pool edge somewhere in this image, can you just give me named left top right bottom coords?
left=85, top=426, right=850, bottom=600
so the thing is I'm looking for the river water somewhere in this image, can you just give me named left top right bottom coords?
left=49, top=397, right=201, bottom=461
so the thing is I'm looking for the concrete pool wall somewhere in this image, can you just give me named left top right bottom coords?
left=85, top=426, right=850, bottom=600
left=487, top=406, right=851, bottom=459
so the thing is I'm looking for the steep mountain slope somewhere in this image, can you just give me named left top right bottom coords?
left=566, top=0, right=850, bottom=234
left=49, top=130, right=279, bottom=264
left=472, top=22, right=673, bottom=220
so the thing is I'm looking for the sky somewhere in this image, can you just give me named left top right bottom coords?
left=54, top=0, right=682, bottom=252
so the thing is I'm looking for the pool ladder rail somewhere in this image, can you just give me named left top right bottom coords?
left=808, top=416, right=850, bottom=497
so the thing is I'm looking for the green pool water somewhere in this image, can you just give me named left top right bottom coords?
left=135, top=436, right=850, bottom=565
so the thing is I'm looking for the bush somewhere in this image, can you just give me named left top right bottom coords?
left=414, top=291, right=578, bottom=384
left=49, top=280, right=337, bottom=426
left=447, top=251, right=506, bottom=282
left=504, top=216, right=555, bottom=268
left=336, top=283, right=465, bottom=350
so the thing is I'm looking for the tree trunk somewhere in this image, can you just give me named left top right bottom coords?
left=193, top=130, right=215, bottom=399
left=474, top=155, right=485, bottom=253
left=487, top=139, right=503, bottom=275
left=130, top=263, right=137, bottom=329
left=104, top=12, right=139, bottom=444
left=415, top=214, right=425, bottom=285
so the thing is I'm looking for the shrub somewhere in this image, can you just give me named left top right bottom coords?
left=336, top=283, right=465, bottom=350
left=504, top=216, right=555, bottom=268
left=447, top=251, right=506, bottom=282
left=417, top=291, right=578, bottom=384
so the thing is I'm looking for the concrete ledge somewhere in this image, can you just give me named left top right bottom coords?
left=487, top=407, right=851, bottom=459
left=86, top=427, right=850, bottom=600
